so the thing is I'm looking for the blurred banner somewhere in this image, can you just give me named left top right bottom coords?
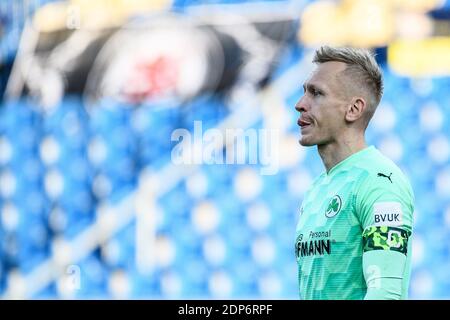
left=5, top=1, right=296, bottom=109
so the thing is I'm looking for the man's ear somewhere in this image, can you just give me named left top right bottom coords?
left=345, top=97, right=366, bottom=123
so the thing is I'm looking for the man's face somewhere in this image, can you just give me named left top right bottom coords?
left=295, top=61, right=350, bottom=147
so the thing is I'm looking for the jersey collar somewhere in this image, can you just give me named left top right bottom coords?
left=326, top=146, right=376, bottom=177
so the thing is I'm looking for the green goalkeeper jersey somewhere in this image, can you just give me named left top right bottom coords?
left=295, top=146, right=414, bottom=300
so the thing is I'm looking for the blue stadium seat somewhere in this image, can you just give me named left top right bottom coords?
left=42, top=97, right=95, bottom=240
left=89, top=99, right=139, bottom=202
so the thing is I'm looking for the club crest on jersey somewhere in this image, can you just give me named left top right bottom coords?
left=325, top=195, right=342, bottom=218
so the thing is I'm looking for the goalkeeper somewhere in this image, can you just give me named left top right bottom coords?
left=294, top=46, right=414, bottom=300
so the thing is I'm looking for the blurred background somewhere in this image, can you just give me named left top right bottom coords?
left=0, top=0, right=449, bottom=299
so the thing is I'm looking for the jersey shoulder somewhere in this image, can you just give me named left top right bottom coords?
left=354, top=148, right=414, bottom=197
left=353, top=148, right=415, bottom=230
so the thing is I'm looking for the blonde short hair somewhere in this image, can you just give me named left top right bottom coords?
left=313, top=46, right=383, bottom=123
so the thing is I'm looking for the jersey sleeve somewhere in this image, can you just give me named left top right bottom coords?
left=355, top=171, right=414, bottom=300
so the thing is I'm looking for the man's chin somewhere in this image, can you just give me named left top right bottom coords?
left=299, top=138, right=315, bottom=147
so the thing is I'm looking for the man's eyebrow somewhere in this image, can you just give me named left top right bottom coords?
left=303, top=82, right=325, bottom=92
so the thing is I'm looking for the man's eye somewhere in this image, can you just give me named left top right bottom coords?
left=312, top=89, right=321, bottom=96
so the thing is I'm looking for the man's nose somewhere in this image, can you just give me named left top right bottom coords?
left=295, top=95, right=308, bottom=113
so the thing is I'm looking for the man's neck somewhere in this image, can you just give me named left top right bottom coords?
left=318, top=134, right=367, bottom=173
